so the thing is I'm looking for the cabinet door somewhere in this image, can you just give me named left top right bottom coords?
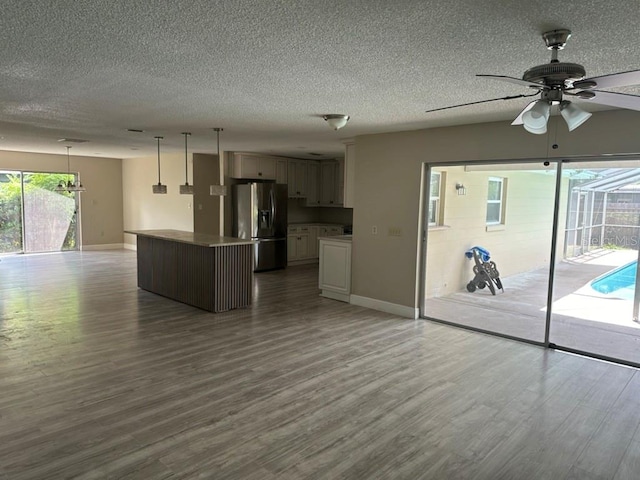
left=232, top=154, right=260, bottom=179
left=297, top=233, right=310, bottom=259
left=306, top=161, right=320, bottom=206
left=258, top=157, right=277, bottom=180
left=320, top=161, right=337, bottom=205
left=308, top=226, right=319, bottom=258
left=295, top=161, right=308, bottom=197
left=287, top=234, right=298, bottom=261
left=276, top=159, right=288, bottom=184
left=336, top=159, right=344, bottom=206
left=287, top=162, right=297, bottom=197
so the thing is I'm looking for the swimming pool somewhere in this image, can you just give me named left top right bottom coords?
left=590, top=261, right=637, bottom=300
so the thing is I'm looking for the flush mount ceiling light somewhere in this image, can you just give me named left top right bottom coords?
left=179, top=132, right=193, bottom=195
left=152, top=136, right=167, bottom=194
left=323, top=114, right=350, bottom=131
left=55, top=146, right=86, bottom=193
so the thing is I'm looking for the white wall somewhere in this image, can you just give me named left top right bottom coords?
left=351, top=110, right=640, bottom=312
left=122, top=153, right=194, bottom=246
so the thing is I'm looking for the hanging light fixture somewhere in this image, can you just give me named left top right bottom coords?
left=152, top=136, right=167, bottom=194
left=179, top=132, right=193, bottom=195
left=323, top=114, right=350, bottom=131
left=210, top=127, right=227, bottom=196
left=55, top=146, right=86, bottom=193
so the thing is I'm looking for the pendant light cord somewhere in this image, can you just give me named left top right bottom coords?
left=155, top=136, right=163, bottom=184
left=182, top=132, right=191, bottom=184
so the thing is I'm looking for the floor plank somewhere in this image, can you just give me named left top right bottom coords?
left=1, top=250, right=639, bottom=479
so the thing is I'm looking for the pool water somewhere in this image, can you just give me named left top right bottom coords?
left=590, top=261, right=637, bottom=300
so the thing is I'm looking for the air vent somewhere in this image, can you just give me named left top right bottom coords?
left=127, top=129, right=145, bottom=133
left=57, top=138, right=89, bottom=143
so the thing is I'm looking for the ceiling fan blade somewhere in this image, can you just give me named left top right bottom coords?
left=578, top=69, right=640, bottom=90
left=477, top=74, right=546, bottom=90
left=425, top=93, right=539, bottom=114
left=579, top=90, right=640, bottom=111
left=511, top=101, right=537, bottom=125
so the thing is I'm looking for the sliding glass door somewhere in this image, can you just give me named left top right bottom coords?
left=0, top=170, right=79, bottom=254
left=549, top=160, right=640, bottom=364
left=421, top=157, right=640, bottom=367
left=0, top=171, right=24, bottom=254
left=421, top=162, right=558, bottom=343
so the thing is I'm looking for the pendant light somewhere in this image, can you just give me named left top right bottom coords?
left=209, top=127, right=227, bottom=196
left=55, top=146, right=86, bottom=193
left=152, top=136, right=167, bottom=194
left=179, top=132, right=193, bottom=195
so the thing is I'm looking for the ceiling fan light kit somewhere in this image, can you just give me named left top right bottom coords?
left=560, top=101, right=592, bottom=131
left=522, top=100, right=551, bottom=134
left=426, top=28, right=640, bottom=135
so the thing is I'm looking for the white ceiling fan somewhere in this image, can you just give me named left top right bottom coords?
left=426, top=29, right=640, bottom=134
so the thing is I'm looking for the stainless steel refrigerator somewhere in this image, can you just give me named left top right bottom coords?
left=232, top=182, right=288, bottom=271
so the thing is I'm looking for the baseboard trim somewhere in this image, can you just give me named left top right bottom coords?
left=123, top=243, right=137, bottom=251
left=320, top=290, right=350, bottom=303
left=82, top=243, right=125, bottom=251
left=350, top=295, right=418, bottom=319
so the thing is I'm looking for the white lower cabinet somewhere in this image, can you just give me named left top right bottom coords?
left=288, top=224, right=343, bottom=265
left=319, top=237, right=352, bottom=302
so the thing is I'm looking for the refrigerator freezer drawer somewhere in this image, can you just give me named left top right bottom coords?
left=254, top=238, right=287, bottom=272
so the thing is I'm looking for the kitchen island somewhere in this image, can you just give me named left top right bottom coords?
left=126, top=229, right=256, bottom=312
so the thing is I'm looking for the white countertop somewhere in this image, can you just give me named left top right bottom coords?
left=318, top=235, right=352, bottom=243
left=125, top=229, right=257, bottom=247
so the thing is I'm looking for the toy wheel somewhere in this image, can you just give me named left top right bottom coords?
left=478, top=282, right=486, bottom=289
left=466, top=282, right=476, bottom=293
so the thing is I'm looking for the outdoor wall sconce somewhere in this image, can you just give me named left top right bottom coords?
left=456, top=183, right=467, bottom=196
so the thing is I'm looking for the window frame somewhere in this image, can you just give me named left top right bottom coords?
left=486, top=176, right=505, bottom=225
left=428, top=171, right=443, bottom=226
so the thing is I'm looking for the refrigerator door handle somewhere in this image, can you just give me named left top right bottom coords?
left=270, top=188, right=276, bottom=230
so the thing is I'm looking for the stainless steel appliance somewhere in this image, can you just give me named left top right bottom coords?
left=232, top=182, right=288, bottom=271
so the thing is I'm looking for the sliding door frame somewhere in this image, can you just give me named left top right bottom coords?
left=418, top=154, right=640, bottom=369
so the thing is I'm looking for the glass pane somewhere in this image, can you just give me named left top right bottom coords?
left=486, top=203, right=501, bottom=223
left=430, top=173, right=440, bottom=197
left=0, top=171, right=23, bottom=254
left=550, top=161, right=640, bottom=364
left=22, top=172, right=78, bottom=253
left=423, top=162, right=556, bottom=343
left=429, top=199, right=438, bottom=224
left=488, top=179, right=502, bottom=200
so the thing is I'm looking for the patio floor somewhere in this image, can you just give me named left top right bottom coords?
left=424, top=249, right=640, bottom=364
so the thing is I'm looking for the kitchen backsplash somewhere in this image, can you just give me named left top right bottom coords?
left=287, top=199, right=353, bottom=225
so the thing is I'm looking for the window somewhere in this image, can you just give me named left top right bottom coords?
left=487, top=177, right=504, bottom=224
left=428, top=171, right=442, bottom=225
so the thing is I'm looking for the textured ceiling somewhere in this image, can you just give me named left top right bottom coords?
left=0, top=0, right=639, bottom=160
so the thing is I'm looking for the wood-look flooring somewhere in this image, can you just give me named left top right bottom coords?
left=1, top=250, right=640, bottom=479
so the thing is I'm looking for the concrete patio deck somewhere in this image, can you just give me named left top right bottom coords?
left=424, top=249, right=640, bottom=364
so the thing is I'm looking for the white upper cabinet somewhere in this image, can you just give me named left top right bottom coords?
left=276, top=158, right=288, bottom=184
left=288, top=159, right=308, bottom=198
left=305, top=161, right=320, bottom=206
left=230, top=153, right=277, bottom=180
